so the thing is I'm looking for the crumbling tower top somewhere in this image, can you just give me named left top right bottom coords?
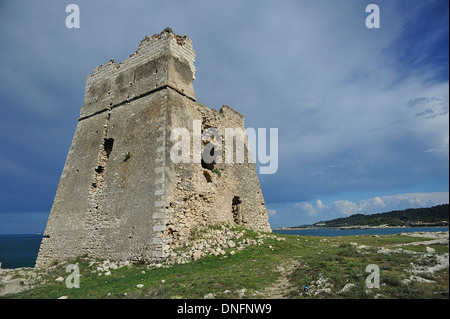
left=81, top=27, right=196, bottom=119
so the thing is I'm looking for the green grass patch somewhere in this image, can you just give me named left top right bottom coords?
left=2, top=230, right=448, bottom=299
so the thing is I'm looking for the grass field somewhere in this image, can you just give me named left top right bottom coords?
left=1, top=226, right=448, bottom=299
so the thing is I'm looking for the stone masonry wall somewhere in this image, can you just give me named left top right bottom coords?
left=81, top=27, right=195, bottom=119
left=36, top=90, right=170, bottom=267
left=36, top=28, right=270, bottom=268
left=37, top=28, right=195, bottom=267
left=162, top=90, right=271, bottom=254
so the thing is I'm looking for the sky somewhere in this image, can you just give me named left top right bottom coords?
left=0, top=0, right=448, bottom=233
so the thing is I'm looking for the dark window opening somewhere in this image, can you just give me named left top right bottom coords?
left=232, top=196, right=242, bottom=224
left=104, top=138, right=114, bottom=158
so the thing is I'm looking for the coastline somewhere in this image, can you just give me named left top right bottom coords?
left=1, top=227, right=448, bottom=299
left=273, top=225, right=448, bottom=231
left=272, top=226, right=449, bottom=237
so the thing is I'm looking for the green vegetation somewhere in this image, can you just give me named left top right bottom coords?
left=2, top=227, right=448, bottom=299
left=123, top=152, right=132, bottom=162
left=317, top=204, right=449, bottom=227
left=211, top=168, right=221, bottom=177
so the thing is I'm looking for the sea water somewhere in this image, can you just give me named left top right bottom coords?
left=273, top=226, right=449, bottom=237
left=0, top=234, right=43, bottom=269
left=1, top=227, right=448, bottom=269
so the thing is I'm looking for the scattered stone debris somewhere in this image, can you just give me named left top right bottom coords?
left=236, top=288, right=247, bottom=298
left=1, top=230, right=447, bottom=298
left=402, top=275, right=436, bottom=284
left=309, top=273, right=334, bottom=296
left=358, top=231, right=449, bottom=285
left=0, top=224, right=285, bottom=297
left=146, top=223, right=285, bottom=268
left=203, top=292, right=214, bottom=299
left=0, top=258, right=133, bottom=297
left=0, top=267, right=38, bottom=297
left=339, top=283, right=356, bottom=294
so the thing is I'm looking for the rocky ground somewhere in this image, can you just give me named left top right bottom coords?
left=0, top=267, right=37, bottom=297
left=1, top=228, right=448, bottom=299
left=163, top=224, right=285, bottom=265
left=303, top=231, right=449, bottom=298
left=0, top=224, right=284, bottom=297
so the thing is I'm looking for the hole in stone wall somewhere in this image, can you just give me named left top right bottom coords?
left=203, top=171, right=212, bottom=183
left=104, top=138, right=114, bottom=158
left=232, top=196, right=242, bottom=224
left=95, top=166, right=104, bottom=174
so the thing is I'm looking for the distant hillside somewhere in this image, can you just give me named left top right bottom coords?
left=315, top=204, right=449, bottom=228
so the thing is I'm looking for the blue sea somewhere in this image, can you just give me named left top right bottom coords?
left=0, top=234, right=43, bottom=269
left=273, top=226, right=449, bottom=237
left=0, top=227, right=448, bottom=269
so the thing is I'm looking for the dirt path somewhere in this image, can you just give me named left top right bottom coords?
left=261, top=259, right=302, bottom=298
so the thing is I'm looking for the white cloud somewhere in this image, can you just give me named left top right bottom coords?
left=292, top=201, right=317, bottom=216
left=372, top=196, right=385, bottom=208
left=292, top=192, right=449, bottom=220
left=330, top=200, right=359, bottom=216
left=267, top=209, right=277, bottom=217
left=316, top=199, right=327, bottom=211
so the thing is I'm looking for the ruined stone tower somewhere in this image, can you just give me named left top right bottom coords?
left=36, top=28, right=271, bottom=268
